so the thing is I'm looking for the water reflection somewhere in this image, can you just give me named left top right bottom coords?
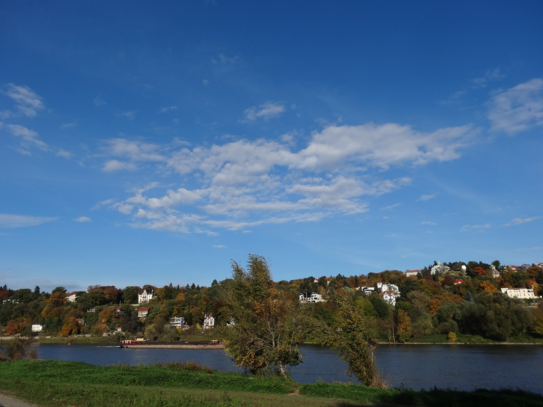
left=37, top=344, right=543, bottom=394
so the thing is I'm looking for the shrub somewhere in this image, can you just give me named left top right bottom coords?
left=0, top=337, right=36, bottom=361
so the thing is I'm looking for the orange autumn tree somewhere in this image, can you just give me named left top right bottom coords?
left=61, top=317, right=81, bottom=337
left=5, top=320, right=20, bottom=336
left=472, top=267, right=488, bottom=276
left=480, top=281, right=497, bottom=292
left=396, top=309, right=412, bottom=342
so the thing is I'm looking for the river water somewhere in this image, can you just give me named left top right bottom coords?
left=37, top=344, right=543, bottom=394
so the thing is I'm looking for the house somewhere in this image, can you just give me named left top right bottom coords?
left=430, top=262, right=450, bottom=275
left=203, top=314, right=215, bottom=329
left=299, top=293, right=325, bottom=303
left=138, top=289, right=157, bottom=304
left=380, top=291, right=397, bottom=306
left=376, top=282, right=399, bottom=295
left=66, top=292, right=78, bottom=302
left=405, top=270, right=420, bottom=277
left=356, top=286, right=375, bottom=295
left=501, top=287, right=537, bottom=299
left=31, top=324, right=44, bottom=333
left=505, top=265, right=517, bottom=273
left=489, top=265, right=500, bottom=278
left=454, top=279, right=463, bottom=285
left=87, top=307, right=97, bottom=313
left=114, top=306, right=123, bottom=316
left=138, top=307, right=149, bottom=319
left=75, top=318, right=85, bottom=326
left=170, top=317, right=185, bottom=328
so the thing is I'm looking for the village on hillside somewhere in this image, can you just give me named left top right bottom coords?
left=0, top=260, right=542, bottom=342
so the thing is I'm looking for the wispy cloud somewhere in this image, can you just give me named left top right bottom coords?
left=488, top=78, right=543, bottom=134
left=121, top=111, right=136, bottom=120
left=421, top=221, right=436, bottom=225
left=243, top=102, right=285, bottom=122
left=0, top=214, right=57, bottom=228
left=96, top=121, right=475, bottom=234
left=418, top=193, right=437, bottom=201
left=472, top=68, right=506, bottom=88
left=380, top=203, right=401, bottom=211
left=2, top=83, right=44, bottom=117
left=212, top=54, right=239, bottom=65
left=60, top=122, right=78, bottom=129
left=461, top=224, right=491, bottom=232
left=6, top=124, right=48, bottom=152
left=160, top=106, right=177, bottom=113
left=515, top=247, right=541, bottom=252
left=102, top=160, right=138, bottom=172
left=56, top=149, right=73, bottom=159
left=94, top=97, right=107, bottom=106
left=212, top=245, right=224, bottom=248
left=74, top=216, right=91, bottom=222
left=504, top=216, right=541, bottom=226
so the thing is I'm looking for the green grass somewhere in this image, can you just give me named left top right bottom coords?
left=1, top=360, right=542, bottom=407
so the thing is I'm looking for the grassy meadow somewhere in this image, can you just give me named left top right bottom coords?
left=0, top=360, right=542, bottom=407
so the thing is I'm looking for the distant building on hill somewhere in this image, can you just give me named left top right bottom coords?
left=405, top=270, right=420, bottom=277
left=203, top=314, right=215, bottom=329
left=501, top=287, right=536, bottom=299
left=299, top=293, right=325, bottom=303
left=138, top=307, right=149, bottom=319
left=138, top=289, right=156, bottom=304
left=170, top=317, right=185, bottom=328
left=31, top=324, right=44, bottom=333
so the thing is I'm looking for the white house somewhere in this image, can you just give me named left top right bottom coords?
left=299, top=293, right=325, bottom=303
left=405, top=270, right=420, bottom=277
left=380, top=291, right=397, bottom=306
left=138, top=289, right=157, bottom=304
left=203, top=314, right=215, bottom=329
left=356, top=286, right=375, bottom=295
left=170, top=317, right=185, bottom=328
left=138, top=307, right=149, bottom=319
left=489, top=265, right=500, bottom=278
left=66, top=292, right=78, bottom=302
left=430, top=262, right=450, bottom=275
left=31, top=324, right=44, bottom=333
left=501, top=287, right=537, bottom=299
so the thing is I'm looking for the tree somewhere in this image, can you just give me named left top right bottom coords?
left=52, top=287, right=67, bottom=294
left=396, top=309, right=412, bottom=342
left=314, top=292, right=383, bottom=387
left=480, top=281, right=497, bottom=292
left=447, top=332, right=457, bottom=342
left=122, top=287, right=140, bottom=304
left=220, top=255, right=308, bottom=377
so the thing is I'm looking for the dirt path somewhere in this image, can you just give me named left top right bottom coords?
left=0, top=393, right=38, bottom=407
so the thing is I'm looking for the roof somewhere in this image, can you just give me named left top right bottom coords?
left=454, top=279, right=463, bottom=283
left=138, top=307, right=149, bottom=311
left=406, top=269, right=420, bottom=273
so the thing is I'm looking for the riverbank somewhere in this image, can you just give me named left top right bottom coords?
left=0, top=360, right=542, bottom=407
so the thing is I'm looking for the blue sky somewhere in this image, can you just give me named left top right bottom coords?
left=1, top=1, right=542, bottom=291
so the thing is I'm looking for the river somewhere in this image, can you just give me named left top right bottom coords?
left=37, top=344, right=543, bottom=394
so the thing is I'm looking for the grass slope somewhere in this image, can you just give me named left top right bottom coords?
left=0, top=360, right=542, bottom=407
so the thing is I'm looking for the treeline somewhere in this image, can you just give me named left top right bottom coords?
left=0, top=260, right=542, bottom=342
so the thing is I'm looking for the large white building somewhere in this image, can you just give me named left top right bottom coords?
left=501, top=287, right=536, bottom=299
left=138, top=289, right=157, bottom=304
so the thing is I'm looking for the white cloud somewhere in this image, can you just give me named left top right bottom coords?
left=212, top=245, right=224, bottom=248
left=6, top=124, right=48, bottom=151
left=380, top=203, right=401, bottom=211
left=461, top=224, right=491, bottom=231
left=472, top=68, right=506, bottom=88
left=96, top=121, right=475, bottom=235
left=160, top=106, right=177, bottom=113
left=56, top=149, right=73, bottom=159
left=202, top=79, right=210, bottom=85
left=418, top=193, right=437, bottom=201
left=60, top=122, right=78, bottom=129
left=212, top=54, right=239, bottom=65
left=122, top=111, right=136, bottom=120
left=94, top=97, right=107, bottom=106
left=244, top=102, right=285, bottom=121
left=488, top=78, right=543, bottom=134
left=515, top=247, right=541, bottom=252
left=103, top=160, right=138, bottom=172
left=3, top=84, right=44, bottom=117
left=421, top=221, right=436, bottom=225
left=504, top=216, right=541, bottom=226
left=0, top=214, right=57, bottom=228
left=74, top=216, right=91, bottom=222
left=105, top=139, right=165, bottom=162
